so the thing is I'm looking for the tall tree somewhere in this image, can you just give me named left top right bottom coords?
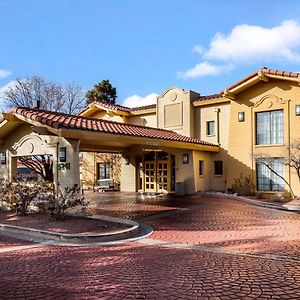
left=4, top=76, right=86, bottom=114
left=86, top=79, right=117, bottom=104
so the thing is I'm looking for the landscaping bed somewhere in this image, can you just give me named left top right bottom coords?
left=0, top=210, right=130, bottom=235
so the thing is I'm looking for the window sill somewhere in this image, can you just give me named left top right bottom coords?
left=214, top=175, right=223, bottom=177
left=206, top=134, right=215, bottom=137
left=255, top=144, right=285, bottom=148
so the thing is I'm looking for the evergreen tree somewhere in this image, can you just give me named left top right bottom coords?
left=86, top=79, right=117, bottom=104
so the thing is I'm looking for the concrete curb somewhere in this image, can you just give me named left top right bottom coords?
left=198, top=192, right=300, bottom=214
left=0, top=213, right=151, bottom=245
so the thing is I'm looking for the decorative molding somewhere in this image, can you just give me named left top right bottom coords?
left=10, top=134, right=48, bottom=155
left=257, top=71, right=269, bottom=82
left=223, top=89, right=236, bottom=100
left=254, top=94, right=287, bottom=108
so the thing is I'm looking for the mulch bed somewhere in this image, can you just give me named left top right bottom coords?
left=0, top=210, right=130, bottom=235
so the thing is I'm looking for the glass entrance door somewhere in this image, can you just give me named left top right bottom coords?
left=144, top=161, right=156, bottom=192
left=157, top=160, right=168, bottom=193
left=143, top=151, right=170, bottom=193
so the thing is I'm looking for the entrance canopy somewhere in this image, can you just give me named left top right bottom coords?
left=0, top=107, right=219, bottom=152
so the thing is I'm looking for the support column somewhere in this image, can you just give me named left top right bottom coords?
left=56, top=138, right=81, bottom=192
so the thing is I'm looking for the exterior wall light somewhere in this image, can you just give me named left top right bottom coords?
left=296, top=105, right=300, bottom=116
left=182, top=154, right=189, bottom=164
left=0, top=152, right=6, bottom=165
left=238, top=112, right=245, bottom=122
left=59, top=147, right=67, bottom=162
left=124, top=156, right=130, bottom=165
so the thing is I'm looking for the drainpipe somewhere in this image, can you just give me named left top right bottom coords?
left=287, top=100, right=292, bottom=195
left=215, top=108, right=221, bottom=145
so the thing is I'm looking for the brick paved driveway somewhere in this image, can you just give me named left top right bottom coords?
left=1, top=194, right=300, bottom=299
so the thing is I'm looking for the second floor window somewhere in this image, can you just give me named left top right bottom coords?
left=256, top=110, right=283, bottom=145
left=207, top=121, right=215, bottom=136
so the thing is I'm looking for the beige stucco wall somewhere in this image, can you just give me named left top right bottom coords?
left=89, top=111, right=124, bottom=123
left=227, top=79, right=300, bottom=195
left=120, top=152, right=136, bottom=192
left=81, top=152, right=121, bottom=190
left=157, top=87, right=198, bottom=137
left=128, top=113, right=157, bottom=127
left=194, top=103, right=230, bottom=150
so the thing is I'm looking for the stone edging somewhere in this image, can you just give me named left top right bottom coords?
left=0, top=213, right=152, bottom=244
left=198, top=192, right=300, bottom=213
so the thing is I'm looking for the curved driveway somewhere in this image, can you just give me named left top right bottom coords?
left=1, top=194, right=300, bottom=299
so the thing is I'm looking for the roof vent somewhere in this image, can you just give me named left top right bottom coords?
left=33, top=100, right=41, bottom=109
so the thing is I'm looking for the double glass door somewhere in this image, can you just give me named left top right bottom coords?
left=144, top=152, right=169, bottom=193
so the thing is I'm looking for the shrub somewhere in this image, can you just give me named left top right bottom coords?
left=231, top=174, right=255, bottom=196
left=7, top=180, right=50, bottom=216
left=42, top=184, right=87, bottom=220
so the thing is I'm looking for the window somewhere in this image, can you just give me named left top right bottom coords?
left=214, top=160, right=223, bottom=175
left=97, top=162, right=110, bottom=180
left=256, top=110, right=283, bottom=145
left=296, top=105, right=300, bottom=116
left=238, top=112, right=245, bottom=122
left=199, top=160, right=204, bottom=176
left=256, top=158, right=284, bottom=191
left=207, top=121, right=215, bottom=136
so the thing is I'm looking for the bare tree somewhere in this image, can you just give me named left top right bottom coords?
left=4, top=76, right=86, bottom=114
left=62, top=82, right=86, bottom=114
left=286, top=140, right=300, bottom=183
left=18, top=155, right=53, bottom=182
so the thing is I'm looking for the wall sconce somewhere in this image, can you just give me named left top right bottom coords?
left=296, top=105, right=300, bottom=116
left=124, top=156, right=130, bottom=165
left=59, top=147, right=67, bottom=162
left=0, top=152, right=6, bottom=165
left=182, top=154, right=189, bottom=164
left=238, top=112, right=245, bottom=122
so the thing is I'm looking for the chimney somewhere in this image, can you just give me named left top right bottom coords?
left=33, top=100, right=41, bottom=109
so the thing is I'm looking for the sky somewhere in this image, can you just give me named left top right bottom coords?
left=1, top=0, right=300, bottom=109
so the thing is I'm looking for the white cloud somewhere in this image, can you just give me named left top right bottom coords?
left=204, top=20, right=300, bottom=63
left=178, top=20, right=300, bottom=79
left=0, top=69, right=12, bottom=79
left=177, top=62, right=234, bottom=79
left=122, top=93, right=158, bottom=108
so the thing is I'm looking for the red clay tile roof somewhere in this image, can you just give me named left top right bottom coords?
left=10, top=107, right=217, bottom=147
left=193, top=94, right=222, bottom=103
left=79, top=101, right=157, bottom=115
left=130, top=104, right=156, bottom=111
left=82, top=95, right=224, bottom=114
left=224, top=67, right=300, bottom=92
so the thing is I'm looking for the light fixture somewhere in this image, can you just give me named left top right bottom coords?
left=296, top=105, right=300, bottom=116
left=0, top=152, right=6, bottom=165
left=182, top=154, right=189, bottom=164
left=238, top=112, right=245, bottom=122
left=59, top=147, right=67, bottom=162
left=124, top=156, right=130, bottom=165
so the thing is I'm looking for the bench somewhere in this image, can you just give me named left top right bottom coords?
left=97, top=179, right=114, bottom=191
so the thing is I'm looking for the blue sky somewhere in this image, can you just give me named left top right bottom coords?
left=1, top=0, right=300, bottom=108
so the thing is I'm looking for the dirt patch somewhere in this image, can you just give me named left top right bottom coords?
left=0, top=210, right=130, bottom=235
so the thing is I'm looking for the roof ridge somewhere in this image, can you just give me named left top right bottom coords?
left=223, top=66, right=300, bottom=93
left=9, top=106, right=197, bottom=136
left=9, top=106, right=216, bottom=147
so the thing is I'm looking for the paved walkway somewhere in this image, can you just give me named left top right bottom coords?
left=2, top=193, right=300, bottom=299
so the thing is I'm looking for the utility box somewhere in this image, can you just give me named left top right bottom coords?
left=175, top=182, right=186, bottom=196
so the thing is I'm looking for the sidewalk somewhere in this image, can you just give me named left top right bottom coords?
left=199, top=192, right=300, bottom=214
